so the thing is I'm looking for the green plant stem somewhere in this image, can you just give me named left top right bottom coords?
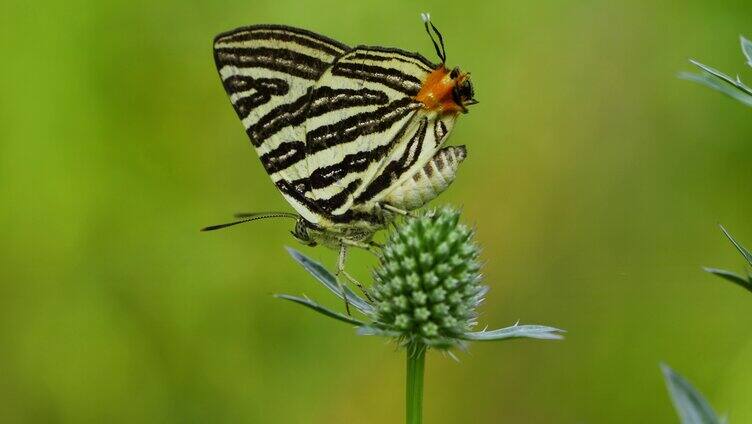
left=406, top=344, right=426, bottom=424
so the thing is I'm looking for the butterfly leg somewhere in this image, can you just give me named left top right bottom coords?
left=335, top=245, right=352, bottom=315
left=367, top=240, right=383, bottom=252
left=336, top=243, right=374, bottom=303
left=342, top=238, right=381, bottom=255
left=382, top=203, right=417, bottom=217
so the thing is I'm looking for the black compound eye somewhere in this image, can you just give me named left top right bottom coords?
left=459, top=80, right=474, bottom=100
left=293, top=219, right=311, bottom=241
left=451, top=86, right=463, bottom=105
left=449, top=67, right=460, bottom=79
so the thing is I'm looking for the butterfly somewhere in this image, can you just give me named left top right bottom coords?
left=205, top=14, right=477, bottom=303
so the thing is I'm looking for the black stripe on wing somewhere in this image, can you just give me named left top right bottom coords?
left=354, top=117, right=429, bottom=204
left=221, top=76, right=290, bottom=120
left=331, top=62, right=423, bottom=96
left=249, top=87, right=389, bottom=148
left=275, top=178, right=379, bottom=224
left=315, top=180, right=362, bottom=214
left=213, top=24, right=353, bottom=149
left=259, top=140, right=306, bottom=174
left=329, top=45, right=436, bottom=96
left=306, top=97, right=421, bottom=154
left=298, top=142, right=393, bottom=190
left=434, top=119, right=448, bottom=142
left=346, top=46, right=436, bottom=73
left=214, top=24, right=349, bottom=58
left=215, top=47, right=330, bottom=81
left=277, top=102, right=419, bottom=214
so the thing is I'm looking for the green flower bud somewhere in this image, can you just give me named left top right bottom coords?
left=371, top=207, right=486, bottom=349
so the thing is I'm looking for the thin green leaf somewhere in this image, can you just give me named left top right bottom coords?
left=275, top=294, right=365, bottom=326
left=286, top=247, right=374, bottom=315
left=462, top=324, right=565, bottom=341
left=720, top=226, right=752, bottom=266
left=680, top=70, right=752, bottom=107
left=661, top=363, right=720, bottom=424
left=689, top=60, right=752, bottom=94
left=741, top=36, right=752, bottom=67
left=356, top=326, right=401, bottom=337
left=703, top=267, right=752, bottom=292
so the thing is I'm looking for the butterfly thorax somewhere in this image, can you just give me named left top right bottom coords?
left=416, top=65, right=476, bottom=114
left=293, top=217, right=382, bottom=249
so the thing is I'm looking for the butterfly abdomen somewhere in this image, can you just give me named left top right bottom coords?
left=382, top=145, right=466, bottom=211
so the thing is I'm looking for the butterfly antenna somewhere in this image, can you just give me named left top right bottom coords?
left=233, top=211, right=299, bottom=219
left=421, top=12, right=446, bottom=63
left=201, top=212, right=299, bottom=232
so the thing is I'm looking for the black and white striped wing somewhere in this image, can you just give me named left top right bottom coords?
left=213, top=25, right=349, bottom=224
left=301, top=46, right=438, bottom=217
left=353, top=109, right=458, bottom=210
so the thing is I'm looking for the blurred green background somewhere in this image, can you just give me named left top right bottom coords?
left=1, top=0, right=751, bottom=422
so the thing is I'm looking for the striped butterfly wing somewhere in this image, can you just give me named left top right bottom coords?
left=353, top=109, right=458, bottom=211
left=302, top=46, right=460, bottom=219
left=213, top=25, right=349, bottom=224
left=301, top=46, right=441, bottom=219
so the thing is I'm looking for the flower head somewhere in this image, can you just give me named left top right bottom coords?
left=278, top=207, right=564, bottom=351
left=370, top=207, right=486, bottom=348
